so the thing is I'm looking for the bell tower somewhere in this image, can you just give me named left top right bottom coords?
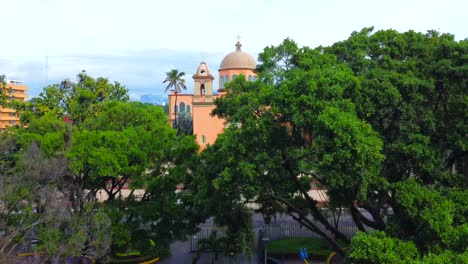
left=193, top=62, right=215, bottom=103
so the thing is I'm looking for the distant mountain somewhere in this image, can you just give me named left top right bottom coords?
left=138, top=94, right=168, bottom=105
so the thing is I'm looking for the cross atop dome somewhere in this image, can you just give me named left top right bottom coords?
left=235, top=35, right=242, bottom=52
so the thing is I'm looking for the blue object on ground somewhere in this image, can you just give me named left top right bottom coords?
left=299, top=247, right=308, bottom=260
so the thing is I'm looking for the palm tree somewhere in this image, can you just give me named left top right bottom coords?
left=163, top=69, right=187, bottom=131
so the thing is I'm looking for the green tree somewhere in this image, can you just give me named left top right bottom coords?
left=193, top=40, right=380, bottom=255
left=326, top=28, right=467, bottom=262
left=1, top=73, right=202, bottom=261
left=23, top=70, right=129, bottom=125
left=0, top=134, right=112, bottom=262
left=0, top=75, right=6, bottom=104
left=65, top=101, right=200, bottom=256
left=192, top=29, right=467, bottom=261
left=163, top=69, right=187, bottom=134
left=176, top=111, right=193, bottom=135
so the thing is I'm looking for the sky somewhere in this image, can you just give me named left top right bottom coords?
left=1, top=0, right=466, bottom=100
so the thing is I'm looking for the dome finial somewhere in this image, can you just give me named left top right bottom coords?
left=235, top=35, right=242, bottom=52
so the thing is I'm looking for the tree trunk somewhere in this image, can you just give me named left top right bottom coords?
left=269, top=193, right=347, bottom=256
left=174, top=91, right=178, bottom=130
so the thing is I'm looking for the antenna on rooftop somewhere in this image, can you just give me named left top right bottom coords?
left=45, top=48, right=48, bottom=84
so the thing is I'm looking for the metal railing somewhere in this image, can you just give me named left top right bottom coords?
left=262, top=218, right=370, bottom=241
left=190, top=218, right=372, bottom=252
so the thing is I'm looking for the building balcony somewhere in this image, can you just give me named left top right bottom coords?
left=0, top=116, right=20, bottom=121
left=0, top=107, right=16, bottom=113
left=11, top=93, right=28, bottom=99
left=6, top=84, right=28, bottom=91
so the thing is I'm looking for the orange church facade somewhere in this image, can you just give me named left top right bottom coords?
left=168, top=40, right=257, bottom=149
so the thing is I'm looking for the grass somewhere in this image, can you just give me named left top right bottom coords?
left=267, top=237, right=346, bottom=260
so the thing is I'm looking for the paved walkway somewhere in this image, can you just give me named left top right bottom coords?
left=159, top=241, right=193, bottom=264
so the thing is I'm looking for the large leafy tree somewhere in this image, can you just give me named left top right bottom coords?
left=24, top=70, right=129, bottom=125
left=193, top=44, right=381, bottom=254
left=192, top=29, right=467, bottom=261
left=163, top=69, right=187, bottom=133
left=327, top=27, right=468, bottom=263
left=67, top=101, right=200, bottom=257
left=0, top=124, right=112, bottom=262
left=0, top=72, right=201, bottom=260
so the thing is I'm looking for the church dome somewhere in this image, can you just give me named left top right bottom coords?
left=219, top=40, right=256, bottom=70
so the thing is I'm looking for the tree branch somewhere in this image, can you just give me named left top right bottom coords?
left=293, top=175, right=350, bottom=243
left=361, top=203, right=386, bottom=230
left=269, top=193, right=346, bottom=256
left=350, top=204, right=367, bottom=232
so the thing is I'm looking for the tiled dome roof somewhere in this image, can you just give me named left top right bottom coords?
left=219, top=40, right=256, bottom=70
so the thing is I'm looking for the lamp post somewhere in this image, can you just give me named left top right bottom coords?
left=262, top=237, right=270, bottom=264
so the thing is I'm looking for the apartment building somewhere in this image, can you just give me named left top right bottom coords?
left=0, top=78, right=28, bottom=129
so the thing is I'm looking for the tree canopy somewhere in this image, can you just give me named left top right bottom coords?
left=0, top=72, right=201, bottom=261
left=189, top=28, right=467, bottom=262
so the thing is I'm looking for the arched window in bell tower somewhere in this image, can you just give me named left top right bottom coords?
left=200, top=84, right=206, bottom=96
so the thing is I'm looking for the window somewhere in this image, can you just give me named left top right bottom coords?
left=221, top=75, right=230, bottom=88
left=9, top=113, right=15, bottom=117
left=201, top=135, right=206, bottom=144
left=248, top=75, right=253, bottom=81
left=220, top=76, right=225, bottom=88
left=179, top=102, right=186, bottom=112
left=187, top=105, right=191, bottom=112
left=9, top=120, right=15, bottom=125
left=232, top=74, right=237, bottom=80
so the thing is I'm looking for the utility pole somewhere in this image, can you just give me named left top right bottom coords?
left=45, top=48, right=49, bottom=84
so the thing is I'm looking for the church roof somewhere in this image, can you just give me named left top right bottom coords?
left=193, top=62, right=214, bottom=80
left=219, top=40, right=256, bottom=71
